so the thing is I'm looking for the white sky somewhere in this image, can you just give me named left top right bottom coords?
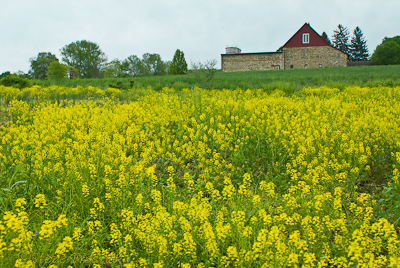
left=1, top=0, right=399, bottom=74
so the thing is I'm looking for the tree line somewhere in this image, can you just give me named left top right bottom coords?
left=27, top=41, right=188, bottom=80
left=1, top=27, right=399, bottom=82
left=320, top=25, right=369, bottom=61
left=320, top=24, right=400, bottom=65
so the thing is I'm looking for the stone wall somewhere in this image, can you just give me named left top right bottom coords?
left=221, top=52, right=283, bottom=72
left=347, top=61, right=374, bottom=67
left=283, top=46, right=348, bottom=69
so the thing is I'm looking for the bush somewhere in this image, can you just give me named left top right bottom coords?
left=190, top=60, right=217, bottom=89
left=0, top=75, right=30, bottom=89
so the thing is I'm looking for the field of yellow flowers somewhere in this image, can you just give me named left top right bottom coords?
left=1, top=85, right=400, bottom=267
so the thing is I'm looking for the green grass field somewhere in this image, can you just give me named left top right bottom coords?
left=35, top=65, right=400, bottom=92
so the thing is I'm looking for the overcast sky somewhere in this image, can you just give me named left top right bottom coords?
left=1, top=0, right=399, bottom=74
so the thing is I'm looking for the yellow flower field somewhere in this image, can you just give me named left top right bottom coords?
left=0, top=85, right=400, bottom=267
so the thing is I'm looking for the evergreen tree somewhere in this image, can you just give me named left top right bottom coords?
left=349, top=27, right=369, bottom=61
left=332, top=24, right=350, bottom=54
left=321, top=32, right=331, bottom=45
left=169, top=49, right=188, bottom=75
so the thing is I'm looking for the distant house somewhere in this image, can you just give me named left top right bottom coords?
left=221, top=23, right=348, bottom=72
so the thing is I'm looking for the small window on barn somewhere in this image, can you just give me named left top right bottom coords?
left=338, top=53, right=341, bottom=59
left=302, top=33, right=309, bottom=44
left=275, top=65, right=280, bottom=70
left=290, top=65, right=294, bottom=69
left=319, top=64, right=322, bottom=68
left=304, top=64, right=308, bottom=69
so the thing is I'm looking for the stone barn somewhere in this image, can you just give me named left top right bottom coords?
left=221, top=23, right=348, bottom=72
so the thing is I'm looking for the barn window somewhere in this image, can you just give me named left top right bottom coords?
left=290, top=65, right=294, bottom=69
left=275, top=65, right=280, bottom=70
left=302, top=33, right=309, bottom=44
left=338, top=53, right=341, bottom=59
left=319, top=64, right=322, bottom=68
left=304, top=64, right=308, bottom=69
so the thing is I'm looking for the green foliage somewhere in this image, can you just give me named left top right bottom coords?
left=0, top=75, right=30, bottom=89
left=33, top=65, right=400, bottom=91
left=332, top=24, right=350, bottom=54
left=190, top=59, right=217, bottom=88
left=141, top=53, right=167, bottom=76
left=29, top=52, right=58, bottom=80
left=378, top=180, right=400, bottom=227
left=169, top=49, right=188, bottom=75
left=349, top=27, right=369, bottom=61
left=107, top=80, right=134, bottom=90
left=47, top=61, right=68, bottom=80
left=371, top=36, right=400, bottom=65
left=61, top=40, right=107, bottom=78
left=122, top=55, right=143, bottom=77
left=0, top=71, right=11, bottom=79
left=101, top=59, right=126, bottom=78
left=321, top=32, right=331, bottom=45
left=66, top=66, right=80, bottom=79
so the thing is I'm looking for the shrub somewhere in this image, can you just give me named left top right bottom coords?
left=0, top=75, right=30, bottom=89
left=190, top=60, right=217, bottom=89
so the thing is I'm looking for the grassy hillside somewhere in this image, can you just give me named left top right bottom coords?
left=35, top=65, right=400, bottom=92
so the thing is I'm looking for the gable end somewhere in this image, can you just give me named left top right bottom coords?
left=283, top=23, right=331, bottom=48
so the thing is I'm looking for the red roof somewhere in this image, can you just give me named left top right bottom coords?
left=283, top=23, right=331, bottom=48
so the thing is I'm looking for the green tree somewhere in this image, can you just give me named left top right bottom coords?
left=101, top=59, right=125, bottom=78
left=29, top=52, right=58, bottom=80
left=141, top=53, right=166, bottom=76
left=0, top=71, right=11, bottom=79
left=371, top=36, right=400, bottom=65
left=66, top=66, right=80, bottom=79
left=169, top=49, right=188, bottom=75
left=321, top=32, right=332, bottom=45
left=47, top=61, right=68, bottom=79
left=332, top=24, right=350, bottom=54
left=190, top=59, right=217, bottom=88
left=61, top=40, right=107, bottom=78
left=122, top=55, right=143, bottom=77
left=349, top=27, right=369, bottom=61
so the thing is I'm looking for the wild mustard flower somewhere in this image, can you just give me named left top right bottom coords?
left=1, top=86, right=400, bottom=266
left=55, top=236, right=73, bottom=257
left=82, top=184, right=90, bottom=197
left=252, top=195, right=261, bottom=206
left=151, top=189, right=162, bottom=204
left=15, top=198, right=26, bottom=210
left=34, top=194, right=47, bottom=208
left=14, top=259, right=34, bottom=268
left=39, top=220, right=58, bottom=239
left=72, top=227, right=82, bottom=241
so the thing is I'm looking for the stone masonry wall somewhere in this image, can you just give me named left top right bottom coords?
left=283, top=46, right=348, bottom=69
left=221, top=53, right=283, bottom=72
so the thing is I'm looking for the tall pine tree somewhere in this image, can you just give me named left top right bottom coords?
left=332, top=24, right=350, bottom=54
left=321, top=32, right=332, bottom=45
left=169, top=49, right=188, bottom=75
left=349, top=27, right=369, bottom=61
